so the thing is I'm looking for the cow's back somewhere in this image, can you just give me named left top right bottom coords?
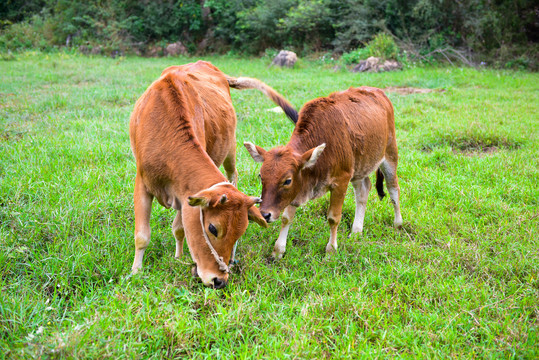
left=292, top=86, right=395, bottom=178
left=161, top=61, right=237, bottom=165
left=130, top=61, right=236, bottom=168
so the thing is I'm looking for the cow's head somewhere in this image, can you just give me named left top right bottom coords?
left=244, top=142, right=326, bottom=223
left=185, top=183, right=267, bottom=288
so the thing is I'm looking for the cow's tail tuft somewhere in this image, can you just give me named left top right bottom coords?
left=226, top=76, right=298, bottom=124
left=375, top=168, right=386, bottom=200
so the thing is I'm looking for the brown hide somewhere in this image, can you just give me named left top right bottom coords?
left=129, top=61, right=268, bottom=288
left=245, top=86, right=402, bottom=258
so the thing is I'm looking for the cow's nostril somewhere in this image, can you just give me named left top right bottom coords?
left=262, top=212, right=271, bottom=222
left=212, top=277, right=227, bottom=289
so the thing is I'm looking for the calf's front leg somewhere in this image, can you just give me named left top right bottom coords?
left=271, top=205, right=296, bottom=259
left=326, top=180, right=349, bottom=253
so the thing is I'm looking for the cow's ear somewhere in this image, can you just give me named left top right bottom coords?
left=248, top=205, right=268, bottom=228
left=245, top=196, right=262, bottom=208
left=301, top=143, right=326, bottom=169
left=244, top=142, right=266, bottom=163
left=188, top=195, right=209, bottom=207
left=209, top=193, right=227, bottom=207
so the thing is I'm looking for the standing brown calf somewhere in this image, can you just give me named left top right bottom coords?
left=244, top=86, right=403, bottom=259
left=129, top=61, right=297, bottom=287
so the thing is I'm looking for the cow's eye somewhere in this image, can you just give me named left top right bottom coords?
left=208, top=224, right=218, bottom=237
left=283, top=178, right=292, bottom=186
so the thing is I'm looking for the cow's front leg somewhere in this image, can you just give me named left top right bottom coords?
left=132, top=174, right=153, bottom=274
left=271, top=205, right=297, bottom=259
left=326, top=180, right=349, bottom=253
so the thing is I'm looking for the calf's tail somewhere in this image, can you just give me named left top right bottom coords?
left=375, top=168, right=386, bottom=200
left=226, top=76, right=298, bottom=124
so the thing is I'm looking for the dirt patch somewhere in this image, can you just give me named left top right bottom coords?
left=1, top=130, right=24, bottom=142
left=421, top=135, right=521, bottom=156
left=456, top=146, right=500, bottom=157
left=384, top=87, right=446, bottom=95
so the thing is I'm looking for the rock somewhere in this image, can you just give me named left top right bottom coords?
left=90, top=46, right=102, bottom=55
left=165, top=41, right=187, bottom=56
left=271, top=50, right=298, bottom=67
left=381, top=59, right=401, bottom=71
left=351, top=56, right=401, bottom=72
left=78, top=45, right=90, bottom=55
left=146, top=45, right=164, bottom=57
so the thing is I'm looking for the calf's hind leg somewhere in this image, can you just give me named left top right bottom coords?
left=223, top=150, right=238, bottom=186
left=172, top=211, right=185, bottom=258
left=351, top=177, right=371, bottom=234
left=132, top=174, right=153, bottom=274
left=380, top=159, right=403, bottom=228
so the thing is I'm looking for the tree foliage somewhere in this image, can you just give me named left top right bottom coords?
left=0, top=0, right=537, bottom=66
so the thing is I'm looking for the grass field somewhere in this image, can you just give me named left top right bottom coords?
left=1, top=52, right=538, bottom=358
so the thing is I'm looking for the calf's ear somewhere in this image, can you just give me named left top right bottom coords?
left=301, top=143, right=326, bottom=169
left=244, top=142, right=266, bottom=163
left=248, top=205, right=268, bottom=228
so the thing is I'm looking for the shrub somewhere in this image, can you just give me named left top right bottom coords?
left=368, top=33, right=398, bottom=60
left=341, top=47, right=370, bottom=65
left=0, top=15, right=54, bottom=52
left=340, top=33, right=399, bottom=65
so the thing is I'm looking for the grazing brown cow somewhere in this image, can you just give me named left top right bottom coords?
left=244, top=86, right=403, bottom=259
left=129, top=61, right=297, bottom=288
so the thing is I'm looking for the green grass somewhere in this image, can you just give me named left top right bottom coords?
left=1, top=52, right=538, bottom=358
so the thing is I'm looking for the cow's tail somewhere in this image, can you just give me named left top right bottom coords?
left=226, top=76, right=298, bottom=124
left=375, top=168, right=386, bottom=200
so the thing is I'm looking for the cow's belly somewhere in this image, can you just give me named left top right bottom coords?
left=352, top=157, right=385, bottom=180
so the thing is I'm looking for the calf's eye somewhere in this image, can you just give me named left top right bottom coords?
left=283, top=178, right=292, bottom=186
left=208, top=224, right=218, bottom=237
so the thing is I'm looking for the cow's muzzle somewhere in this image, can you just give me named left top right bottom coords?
left=261, top=211, right=274, bottom=223
left=212, top=277, right=227, bottom=289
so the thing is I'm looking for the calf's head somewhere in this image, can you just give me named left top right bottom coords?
left=244, top=142, right=326, bottom=223
left=185, top=183, right=267, bottom=288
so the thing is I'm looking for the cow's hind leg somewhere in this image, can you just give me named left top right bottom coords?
left=380, top=159, right=403, bottom=228
left=223, top=150, right=238, bottom=186
left=325, top=178, right=350, bottom=253
left=172, top=210, right=185, bottom=258
left=132, top=174, right=153, bottom=274
left=271, top=205, right=296, bottom=259
left=351, top=177, right=371, bottom=234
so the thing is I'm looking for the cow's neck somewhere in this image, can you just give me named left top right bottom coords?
left=169, top=143, right=228, bottom=199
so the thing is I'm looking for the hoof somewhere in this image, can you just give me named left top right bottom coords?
left=229, top=258, right=239, bottom=266
left=325, top=243, right=337, bottom=253
left=349, top=228, right=363, bottom=238
left=270, top=251, right=284, bottom=260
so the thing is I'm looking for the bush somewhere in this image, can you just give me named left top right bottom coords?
left=368, top=33, right=398, bottom=60
left=340, top=32, right=399, bottom=65
left=341, top=47, right=370, bottom=65
left=0, top=15, right=54, bottom=52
